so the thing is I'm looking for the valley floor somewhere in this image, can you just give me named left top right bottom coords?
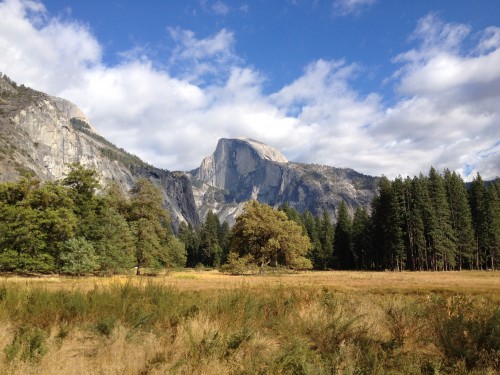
left=0, top=271, right=499, bottom=374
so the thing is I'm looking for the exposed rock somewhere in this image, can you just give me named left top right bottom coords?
left=190, top=138, right=379, bottom=224
left=0, top=74, right=199, bottom=228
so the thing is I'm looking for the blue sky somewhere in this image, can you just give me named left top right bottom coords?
left=0, top=0, right=499, bottom=180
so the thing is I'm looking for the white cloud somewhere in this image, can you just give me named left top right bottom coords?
left=212, top=1, right=229, bottom=15
left=168, top=27, right=240, bottom=83
left=332, top=0, right=377, bottom=17
left=0, top=1, right=498, bottom=181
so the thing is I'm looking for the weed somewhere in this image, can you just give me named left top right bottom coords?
left=5, top=326, right=47, bottom=363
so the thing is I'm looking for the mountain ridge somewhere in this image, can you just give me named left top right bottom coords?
left=0, top=75, right=379, bottom=227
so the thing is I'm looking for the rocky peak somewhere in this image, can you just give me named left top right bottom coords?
left=190, top=137, right=379, bottom=225
left=194, top=138, right=287, bottom=188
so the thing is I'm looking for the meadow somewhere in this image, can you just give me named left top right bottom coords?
left=0, top=270, right=499, bottom=374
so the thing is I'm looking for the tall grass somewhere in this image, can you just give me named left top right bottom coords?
left=0, top=280, right=498, bottom=374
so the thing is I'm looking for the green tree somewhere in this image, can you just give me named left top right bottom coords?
left=128, top=178, right=175, bottom=274
left=427, top=168, right=457, bottom=270
left=351, top=207, right=371, bottom=269
left=200, top=211, right=222, bottom=267
left=178, top=221, right=202, bottom=267
left=61, top=163, right=100, bottom=238
left=229, top=201, right=312, bottom=270
left=317, top=211, right=334, bottom=269
left=334, top=201, right=355, bottom=269
left=60, top=237, right=98, bottom=275
left=444, top=170, right=475, bottom=269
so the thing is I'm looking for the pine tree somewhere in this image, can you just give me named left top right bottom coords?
left=334, top=201, right=355, bottom=269
left=427, top=168, right=457, bottom=270
left=406, top=176, right=428, bottom=270
left=200, top=211, right=222, bottom=267
left=443, top=170, right=475, bottom=269
left=351, top=207, right=371, bottom=269
left=469, top=173, right=489, bottom=269
left=316, top=211, right=334, bottom=269
left=128, top=178, right=172, bottom=274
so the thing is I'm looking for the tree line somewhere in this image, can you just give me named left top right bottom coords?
left=277, top=168, right=498, bottom=271
left=0, top=164, right=185, bottom=274
left=0, top=165, right=498, bottom=274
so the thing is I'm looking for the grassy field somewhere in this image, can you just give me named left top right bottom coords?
left=0, top=270, right=499, bottom=374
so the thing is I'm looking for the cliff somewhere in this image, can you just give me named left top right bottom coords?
left=190, top=138, right=379, bottom=224
left=0, top=74, right=199, bottom=228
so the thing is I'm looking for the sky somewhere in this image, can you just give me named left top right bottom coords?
left=0, top=0, right=499, bottom=180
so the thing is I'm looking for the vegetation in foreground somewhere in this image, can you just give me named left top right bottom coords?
left=0, top=275, right=499, bottom=375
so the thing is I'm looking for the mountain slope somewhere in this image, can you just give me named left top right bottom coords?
left=0, top=74, right=199, bottom=228
left=190, top=138, right=379, bottom=224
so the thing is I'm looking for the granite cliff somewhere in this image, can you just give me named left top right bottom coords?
left=190, top=138, right=379, bottom=224
left=1, top=74, right=379, bottom=228
left=0, top=74, right=199, bottom=228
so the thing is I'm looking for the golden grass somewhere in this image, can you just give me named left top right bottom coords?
left=1, top=269, right=498, bottom=296
left=0, top=270, right=499, bottom=374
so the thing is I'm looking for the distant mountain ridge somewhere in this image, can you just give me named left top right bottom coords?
left=190, top=138, right=379, bottom=224
left=0, top=75, right=379, bottom=227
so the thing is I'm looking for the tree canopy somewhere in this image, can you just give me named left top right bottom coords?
left=229, top=201, right=312, bottom=270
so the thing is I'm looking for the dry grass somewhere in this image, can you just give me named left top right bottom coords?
left=2, top=269, right=499, bottom=296
left=0, top=270, right=499, bottom=374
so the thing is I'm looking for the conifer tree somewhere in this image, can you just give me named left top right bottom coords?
left=427, top=168, right=457, bottom=270
left=468, top=173, right=489, bottom=269
left=351, top=207, right=371, bottom=269
left=334, top=201, right=355, bottom=269
left=443, top=169, right=475, bottom=269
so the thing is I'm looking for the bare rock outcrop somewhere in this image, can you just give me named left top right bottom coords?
left=190, top=138, right=379, bottom=224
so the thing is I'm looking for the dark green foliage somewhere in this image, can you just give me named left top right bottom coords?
left=0, top=166, right=185, bottom=274
left=60, top=238, right=98, bottom=276
left=333, top=200, right=355, bottom=269
left=351, top=207, right=371, bottom=269
left=444, top=170, right=475, bottom=270
left=128, top=178, right=186, bottom=273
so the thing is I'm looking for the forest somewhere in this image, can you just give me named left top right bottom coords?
left=0, top=164, right=498, bottom=274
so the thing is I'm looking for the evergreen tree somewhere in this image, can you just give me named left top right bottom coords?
left=60, top=237, right=98, bottom=276
left=128, top=178, right=173, bottom=274
left=427, top=168, right=457, bottom=270
left=302, top=210, right=324, bottom=269
left=351, top=207, right=371, bottom=269
left=334, top=201, right=355, bottom=269
left=317, top=211, right=334, bottom=269
left=406, top=176, right=428, bottom=270
left=443, top=170, right=475, bottom=269
left=178, top=221, right=201, bottom=267
left=371, top=176, right=405, bottom=270
left=468, top=174, right=489, bottom=269
left=200, top=211, right=222, bottom=267
left=61, top=163, right=100, bottom=238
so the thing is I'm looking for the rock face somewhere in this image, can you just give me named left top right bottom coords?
left=0, top=74, right=199, bottom=228
left=0, top=74, right=380, bottom=229
left=190, top=138, right=379, bottom=224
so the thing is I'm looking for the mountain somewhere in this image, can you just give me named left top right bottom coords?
left=190, top=138, right=379, bottom=224
left=1, top=75, right=379, bottom=227
left=0, top=74, right=199, bottom=228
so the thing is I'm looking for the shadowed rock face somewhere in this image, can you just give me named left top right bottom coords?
left=0, top=74, right=199, bottom=228
left=190, top=138, right=379, bottom=225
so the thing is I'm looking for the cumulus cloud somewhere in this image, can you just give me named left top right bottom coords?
left=0, top=0, right=498, bottom=180
left=332, top=0, right=377, bottom=17
left=168, top=27, right=241, bottom=83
